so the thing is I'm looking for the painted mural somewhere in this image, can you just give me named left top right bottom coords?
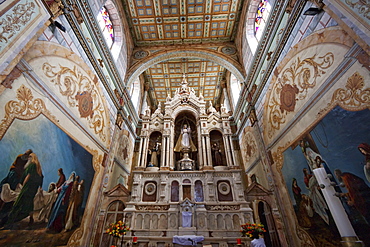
left=282, top=106, right=370, bottom=246
left=0, top=114, right=94, bottom=246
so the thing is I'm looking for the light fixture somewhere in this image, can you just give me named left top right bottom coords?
left=303, top=7, right=322, bottom=16
left=54, top=21, right=66, bottom=32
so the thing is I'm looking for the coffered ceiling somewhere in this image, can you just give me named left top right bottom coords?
left=144, top=58, right=226, bottom=102
left=122, top=0, right=243, bottom=104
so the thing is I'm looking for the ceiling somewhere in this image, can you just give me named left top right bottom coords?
left=122, top=0, right=243, bottom=104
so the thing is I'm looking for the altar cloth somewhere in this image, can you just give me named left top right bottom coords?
left=173, top=235, right=204, bottom=246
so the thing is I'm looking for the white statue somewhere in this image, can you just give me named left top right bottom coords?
left=174, top=124, right=197, bottom=152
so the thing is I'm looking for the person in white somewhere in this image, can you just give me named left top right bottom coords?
left=250, top=232, right=266, bottom=247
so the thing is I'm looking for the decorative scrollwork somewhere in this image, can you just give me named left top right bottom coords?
left=135, top=205, right=170, bottom=210
left=68, top=227, right=84, bottom=247
left=42, top=63, right=107, bottom=142
left=318, top=72, right=370, bottom=116
left=0, top=2, right=36, bottom=47
left=272, top=144, right=289, bottom=171
left=241, top=129, right=258, bottom=163
left=345, top=0, right=370, bottom=20
left=205, top=205, right=240, bottom=210
left=267, top=53, right=334, bottom=138
left=297, top=226, right=315, bottom=246
left=0, top=85, right=56, bottom=140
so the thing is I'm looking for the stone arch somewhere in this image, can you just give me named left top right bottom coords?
left=263, top=27, right=354, bottom=144
left=23, top=41, right=111, bottom=147
left=126, top=49, right=245, bottom=86
left=172, top=106, right=198, bottom=120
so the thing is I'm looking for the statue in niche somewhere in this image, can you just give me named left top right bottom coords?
left=212, top=143, right=223, bottom=166
left=174, top=124, right=197, bottom=152
left=148, top=139, right=161, bottom=167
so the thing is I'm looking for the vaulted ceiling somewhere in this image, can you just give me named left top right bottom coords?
left=122, top=0, right=244, bottom=104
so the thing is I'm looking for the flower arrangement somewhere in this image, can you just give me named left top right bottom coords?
left=240, top=222, right=266, bottom=238
left=106, top=220, right=130, bottom=238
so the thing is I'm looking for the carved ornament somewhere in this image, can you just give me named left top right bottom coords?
left=205, top=205, right=240, bottom=210
left=135, top=205, right=170, bottom=210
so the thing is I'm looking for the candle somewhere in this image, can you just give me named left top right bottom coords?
left=133, top=236, right=138, bottom=243
left=236, top=238, right=242, bottom=245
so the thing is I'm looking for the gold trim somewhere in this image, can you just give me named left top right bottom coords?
left=0, top=2, right=36, bottom=46
left=42, top=62, right=107, bottom=142
left=267, top=52, right=334, bottom=138
left=297, top=226, right=315, bottom=246
left=318, top=72, right=370, bottom=116
left=271, top=143, right=290, bottom=172
left=340, top=236, right=363, bottom=247
left=0, top=84, right=57, bottom=139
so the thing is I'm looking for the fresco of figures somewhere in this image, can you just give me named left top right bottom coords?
left=0, top=115, right=94, bottom=246
left=282, top=106, right=370, bottom=246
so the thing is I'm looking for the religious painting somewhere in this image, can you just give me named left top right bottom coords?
left=282, top=106, right=370, bottom=246
left=0, top=114, right=94, bottom=246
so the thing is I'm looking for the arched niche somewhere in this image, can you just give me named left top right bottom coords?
left=173, top=111, right=198, bottom=170
left=147, top=131, right=162, bottom=168
left=210, top=129, right=227, bottom=166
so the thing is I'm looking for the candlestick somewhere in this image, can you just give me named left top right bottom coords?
left=133, top=236, right=138, bottom=244
left=236, top=238, right=242, bottom=245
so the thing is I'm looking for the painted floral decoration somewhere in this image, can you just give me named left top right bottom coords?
left=240, top=222, right=266, bottom=237
left=106, top=220, right=130, bottom=237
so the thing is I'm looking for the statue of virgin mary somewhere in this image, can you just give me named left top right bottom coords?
left=174, top=124, right=197, bottom=152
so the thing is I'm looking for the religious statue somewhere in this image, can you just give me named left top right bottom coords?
left=148, top=139, right=161, bottom=167
left=207, top=101, right=217, bottom=114
left=211, top=143, right=223, bottom=166
left=174, top=124, right=197, bottom=152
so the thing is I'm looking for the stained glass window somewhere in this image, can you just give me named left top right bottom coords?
left=255, top=0, right=270, bottom=41
left=98, top=6, right=114, bottom=48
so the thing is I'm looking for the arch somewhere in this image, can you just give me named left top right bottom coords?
left=126, top=49, right=245, bottom=86
left=171, top=180, right=180, bottom=202
left=23, top=41, right=111, bottom=147
left=194, top=180, right=204, bottom=202
left=210, top=130, right=226, bottom=166
left=263, top=27, right=354, bottom=144
left=136, top=214, right=143, bottom=229
left=100, top=200, right=125, bottom=246
left=172, top=105, right=199, bottom=120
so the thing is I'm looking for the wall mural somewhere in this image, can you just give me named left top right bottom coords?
left=282, top=106, right=370, bottom=246
left=0, top=114, right=94, bottom=246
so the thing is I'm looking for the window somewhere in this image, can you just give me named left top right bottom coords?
left=98, top=6, right=114, bottom=48
left=255, top=0, right=271, bottom=41
left=230, top=74, right=241, bottom=108
left=130, top=77, right=141, bottom=111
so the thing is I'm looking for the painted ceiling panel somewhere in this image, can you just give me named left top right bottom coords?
left=123, top=0, right=241, bottom=104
